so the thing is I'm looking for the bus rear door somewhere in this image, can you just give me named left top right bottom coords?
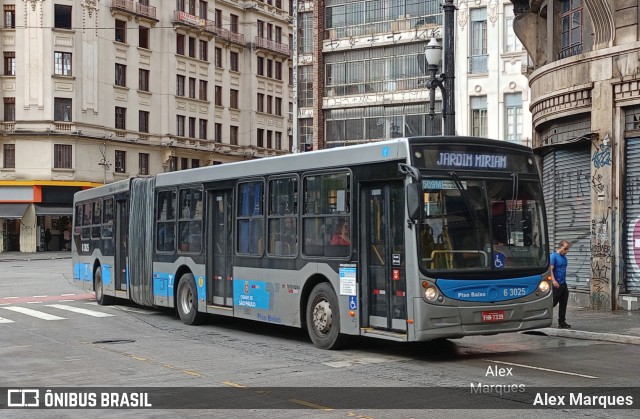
left=363, top=181, right=407, bottom=332
left=114, top=198, right=128, bottom=292
left=208, top=189, right=234, bottom=307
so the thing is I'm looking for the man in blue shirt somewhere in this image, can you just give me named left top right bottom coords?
left=550, top=240, right=571, bottom=328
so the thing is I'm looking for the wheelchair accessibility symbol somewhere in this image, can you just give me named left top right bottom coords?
left=494, top=252, right=505, bottom=269
left=348, top=296, right=357, bottom=310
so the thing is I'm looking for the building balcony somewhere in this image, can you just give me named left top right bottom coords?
left=173, top=10, right=206, bottom=27
left=135, top=2, right=156, bottom=20
left=255, top=36, right=291, bottom=58
left=208, top=24, right=229, bottom=39
left=229, top=31, right=245, bottom=46
left=203, top=21, right=245, bottom=46
left=557, top=44, right=583, bottom=60
left=111, top=0, right=158, bottom=22
left=112, top=0, right=134, bottom=13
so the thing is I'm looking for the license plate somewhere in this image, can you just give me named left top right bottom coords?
left=482, top=310, right=505, bottom=322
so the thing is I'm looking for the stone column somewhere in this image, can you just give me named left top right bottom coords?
left=589, top=68, right=614, bottom=310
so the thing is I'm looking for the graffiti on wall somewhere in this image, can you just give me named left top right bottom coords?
left=590, top=136, right=612, bottom=309
left=553, top=169, right=591, bottom=200
left=592, top=144, right=612, bottom=169
left=591, top=173, right=605, bottom=194
left=591, top=209, right=611, bottom=257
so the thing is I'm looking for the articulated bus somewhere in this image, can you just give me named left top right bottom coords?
left=72, top=136, right=552, bottom=349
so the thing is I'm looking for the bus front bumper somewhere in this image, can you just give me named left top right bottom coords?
left=411, top=297, right=553, bottom=341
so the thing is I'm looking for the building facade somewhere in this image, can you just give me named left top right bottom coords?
left=295, top=0, right=444, bottom=152
left=512, top=0, right=640, bottom=310
left=0, top=0, right=293, bottom=252
left=294, top=1, right=531, bottom=150
left=454, top=0, right=532, bottom=146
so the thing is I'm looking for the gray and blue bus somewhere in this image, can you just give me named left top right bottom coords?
left=72, top=136, right=552, bottom=349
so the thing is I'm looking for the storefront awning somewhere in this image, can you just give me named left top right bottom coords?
left=34, top=205, right=73, bottom=216
left=0, top=203, right=29, bottom=219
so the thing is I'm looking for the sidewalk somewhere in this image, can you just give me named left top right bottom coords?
left=1, top=250, right=639, bottom=345
left=0, top=251, right=71, bottom=262
left=539, top=305, right=640, bottom=345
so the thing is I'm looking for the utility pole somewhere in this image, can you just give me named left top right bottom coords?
left=98, top=143, right=111, bottom=184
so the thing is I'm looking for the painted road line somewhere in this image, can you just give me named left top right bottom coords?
left=288, top=399, right=333, bottom=411
left=484, top=359, right=598, bottom=379
left=46, top=304, right=115, bottom=318
left=0, top=293, right=95, bottom=305
left=0, top=316, right=14, bottom=324
left=26, top=301, right=43, bottom=304
left=61, top=294, right=77, bottom=296
left=0, top=306, right=66, bottom=321
left=222, top=381, right=247, bottom=388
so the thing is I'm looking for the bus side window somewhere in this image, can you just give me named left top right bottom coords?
left=157, top=190, right=177, bottom=252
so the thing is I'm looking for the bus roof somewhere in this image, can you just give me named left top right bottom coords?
left=155, top=137, right=410, bottom=187
left=73, top=177, right=131, bottom=203
left=73, top=136, right=532, bottom=199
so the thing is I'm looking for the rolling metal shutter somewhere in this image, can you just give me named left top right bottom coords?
left=624, top=137, right=640, bottom=293
left=542, top=147, right=591, bottom=290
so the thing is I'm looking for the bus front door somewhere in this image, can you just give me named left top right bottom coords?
left=208, top=190, right=233, bottom=307
left=114, top=199, right=128, bottom=291
left=364, top=182, right=407, bottom=332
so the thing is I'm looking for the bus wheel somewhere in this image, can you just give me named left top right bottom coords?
left=176, top=274, right=205, bottom=325
left=306, top=283, right=347, bottom=350
left=94, top=267, right=114, bottom=306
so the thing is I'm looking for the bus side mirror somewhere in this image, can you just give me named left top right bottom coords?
left=406, top=183, right=422, bottom=223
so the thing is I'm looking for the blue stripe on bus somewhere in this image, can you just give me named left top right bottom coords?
left=73, top=263, right=92, bottom=282
left=436, top=275, right=542, bottom=302
left=233, top=279, right=270, bottom=309
left=152, top=272, right=178, bottom=300
left=102, top=264, right=112, bottom=286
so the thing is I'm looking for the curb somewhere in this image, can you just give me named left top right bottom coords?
left=539, top=327, right=640, bottom=345
left=0, top=256, right=71, bottom=262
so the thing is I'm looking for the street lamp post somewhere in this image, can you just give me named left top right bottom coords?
left=424, top=0, right=456, bottom=136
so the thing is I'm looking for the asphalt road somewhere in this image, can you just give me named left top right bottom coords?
left=1, top=259, right=639, bottom=418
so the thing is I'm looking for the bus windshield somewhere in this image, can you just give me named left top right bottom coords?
left=419, top=177, right=547, bottom=273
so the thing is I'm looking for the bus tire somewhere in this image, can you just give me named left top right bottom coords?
left=94, top=267, right=114, bottom=306
left=306, top=283, right=348, bottom=350
left=176, top=273, right=205, bottom=325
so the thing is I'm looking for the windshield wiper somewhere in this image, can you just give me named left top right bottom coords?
left=508, top=173, right=519, bottom=242
left=448, top=171, right=481, bottom=238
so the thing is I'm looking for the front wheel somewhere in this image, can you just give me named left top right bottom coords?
left=95, top=267, right=114, bottom=306
left=306, top=283, right=349, bottom=350
left=176, top=273, right=206, bottom=325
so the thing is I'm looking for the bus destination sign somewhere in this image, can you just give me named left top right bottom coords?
left=436, top=152, right=507, bottom=170
left=413, top=144, right=536, bottom=174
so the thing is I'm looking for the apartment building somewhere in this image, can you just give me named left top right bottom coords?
left=454, top=0, right=531, bottom=145
left=294, top=0, right=531, bottom=152
left=295, top=1, right=442, bottom=152
left=0, top=0, right=293, bottom=252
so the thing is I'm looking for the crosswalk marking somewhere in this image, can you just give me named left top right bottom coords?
left=0, top=316, right=14, bottom=324
left=85, top=302, right=156, bottom=315
left=46, top=304, right=115, bottom=318
left=0, top=306, right=66, bottom=321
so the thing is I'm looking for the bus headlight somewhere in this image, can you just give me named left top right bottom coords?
left=425, top=286, right=438, bottom=301
left=538, top=280, right=550, bottom=294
